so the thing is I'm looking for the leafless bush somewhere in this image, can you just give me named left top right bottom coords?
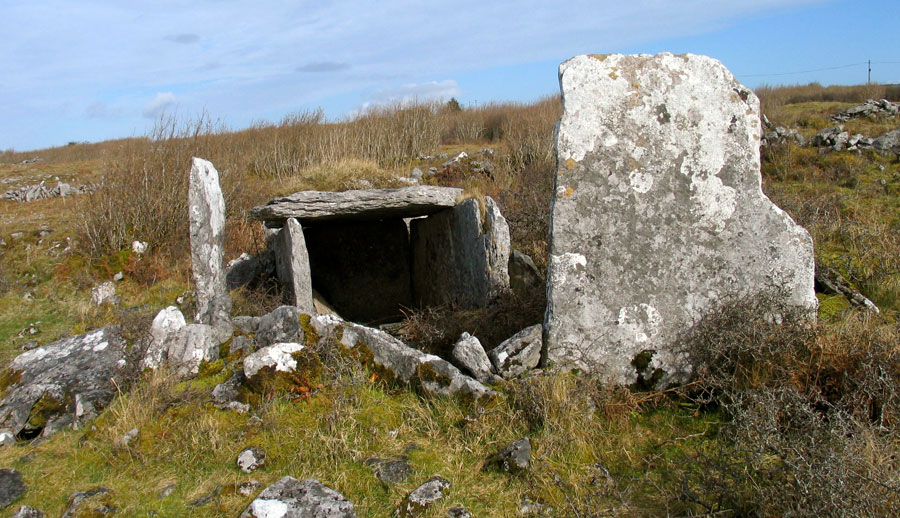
left=674, top=295, right=900, bottom=517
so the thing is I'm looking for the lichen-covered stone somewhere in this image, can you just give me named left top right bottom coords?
left=484, top=438, right=531, bottom=473
left=0, top=327, right=139, bottom=439
left=141, top=306, right=187, bottom=370
left=164, top=324, right=221, bottom=379
left=488, top=325, right=542, bottom=378
left=239, top=477, right=355, bottom=518
left=309, top=315, right=495, bottom=402
left=451, top=333, right=496, bottom=384
left=0, top=469, right=26, bottom=509
left=254, top=306, right=301, bottom=349
left=394, top=476, right=451, bottom=518
left=545, top=53, right=816, bottom=385
left=411, top=197, right=510, bottom=308
left=189, top=157, right=232, bottom=330
left=274, top=218, right=314, bottom=313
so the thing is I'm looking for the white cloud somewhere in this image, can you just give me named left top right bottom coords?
left=142, top=92, right=177, bottom=119
left=366, top=80, right=462, bottom=107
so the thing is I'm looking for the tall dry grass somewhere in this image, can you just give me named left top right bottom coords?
left=756, top=82, right=900, bottom=115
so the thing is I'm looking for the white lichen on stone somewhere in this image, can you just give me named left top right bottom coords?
left=249, top=499, right=288, bottom=518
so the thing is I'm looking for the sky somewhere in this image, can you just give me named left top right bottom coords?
left=1, top=0, right=898, bottom=152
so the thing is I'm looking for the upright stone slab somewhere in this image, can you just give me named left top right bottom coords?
left=189, top=157, right=232, bottom=330
left=411, top=197, right=510, bottom=308
left=545, top=53, right=816, bottom=385
left=274, top=218, right=314, bottom=314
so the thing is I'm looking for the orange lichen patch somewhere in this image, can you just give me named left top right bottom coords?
left=608, top=71, right=619, bottom=80
left=589, top=54, right=610, bottom=61
left=563, top=186, right=575, bottom=199
left=566, top=157, right=578, bottom=170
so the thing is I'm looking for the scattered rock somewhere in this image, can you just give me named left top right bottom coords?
left=11, top=506, right=44, bottom=518
left=484, top=438, right=531, bottom=473
left=189, top=157, right=232, bottom=331
left=2, top=182, right=95, bottom=202
left=239, top=477, right=356, bottom=518
left=0, top=430, right=15, bottom=446
left=446, top=507, right=472, bottom=518
left=816, top=265, right=879, bottom=313
left=410, top=168, right=424, bottom=181
left=451, top=333, right=497, bottom=384
left=237, top=447, right=267, bottom=473
left=131, top=241, right=148, bottom=255
left=114, top=428, right=139, bottom=448
left=273, top=218, right=314, bottom=312
left=831, top=99, right=899, bottom=122
left=872, top=128, right=900, bottom=157
left=0, top=326, right=140, bottom=439
left=545, top=53, right=816, bottom=385
left=112, top=272, right=124, bottom=282
left=61, top=487, right=110, bottom=518
left=366, top=457, right=413, bottom=484
left=518, top=498, right=546, bottom=515
left=158, top=484, right=176, bottom=499
left=488, top=325, right=542, bottom=378
left=212, top=370, right=248, bottom=412
left=91, top=281, right=120, bottom=306
left=0, top=469, right=26, bottom=509
left=20, top=341, right=38, bottom=351
left=394, top=476, right=451, bottom=518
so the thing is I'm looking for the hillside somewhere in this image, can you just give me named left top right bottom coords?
left=0, top=83, right=898, bottom=517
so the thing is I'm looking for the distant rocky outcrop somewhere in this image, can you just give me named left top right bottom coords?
left=830, top=99, right=899, bottom=122
left=3, top=182, right=96, bottom=202
left=544, top=53, right=816, bottom=386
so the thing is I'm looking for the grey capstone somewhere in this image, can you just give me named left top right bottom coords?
left=239, top=477, right=356, bottom=518
left=488, top=325, right=542, bottom=378
left=545, top=53, right=816, bottom=385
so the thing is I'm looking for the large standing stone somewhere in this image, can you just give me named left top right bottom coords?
left=189, top=157, right=232, bottom=330
left=274, top=218, right=314, bottom=313
left=411, top=197, right=510, bottom=308
left=545, top=53, right=816, bottom=385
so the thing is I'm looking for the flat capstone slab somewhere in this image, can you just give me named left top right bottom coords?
left=251, top=186, right=463, bottom=225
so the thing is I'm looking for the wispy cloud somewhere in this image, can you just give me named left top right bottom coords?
left=297, top=61, right=350, bottom=73
left=165, top=33, right=199, bottom=44
left=366, top=80, right=461, bottom=107
left=142, top=92, right=177, bottom=118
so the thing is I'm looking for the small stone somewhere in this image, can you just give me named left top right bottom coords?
left=410, top=168, right=424, bottom=181
left=239, top=477, right=356, bottom=518
left=115, top=428, right=139, bottom=448
left=488, top=325, right=542, bottom=378
left=366, top=457, right=413, bottom=484
left=237, top=447, right=266, bottom=473
left=518, top=498, right=545, bottom=515
left=131, top=241, right=148, bottom=255
left=20, top=341, right=38, bottom=351
left=446, top=507, right=472, bottom=518
left=91, top=281, right=119, bottom=306
left=484, top=438, right=531, bottom=473
left=451, top=333, right=496, bottom=384
left=22, top=292, right=33, bottom=302
left=158, top=484, right=176, bottom=499
left=0, top=469, right=26, bottom=509
left=394, top=476, right=451, bottom=518
left=0, top=430, right=15, bottom=446
left=113, top=272, right=124, bottom=282
left=61, top=487, right=109, bottom=518
left=12, top=506, right=44, bottom=518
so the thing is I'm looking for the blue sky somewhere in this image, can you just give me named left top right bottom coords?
left=1, top=0, right=897, bottom=152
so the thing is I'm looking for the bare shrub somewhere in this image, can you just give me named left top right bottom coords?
left=674, top=295, right=900, bottom=517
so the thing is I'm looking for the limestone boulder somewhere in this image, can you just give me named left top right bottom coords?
left=545, top=53, right=816, bottom=385
left=189, top=157, right=232, bottom=330
left=411, top=197, right=510, bottom=308
left=872, top=128, right=900, bottom=156
left=142, top=306, right=187, bottom=370
left=488, top=325, right=542, bottom=378
left=274, top=218, right=314, bottom=312
left=0, top=326, right=140, bottom=439
left=451, top=333, right=497, bottom=384
left=394, top=476, right=451, bottom=518
left=240, top=477, right=356, bottom=518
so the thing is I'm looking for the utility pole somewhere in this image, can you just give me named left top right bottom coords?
left=868, top=60, right=871, bottom=84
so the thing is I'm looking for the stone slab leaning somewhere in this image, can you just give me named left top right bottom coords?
left=544, top=53, right=817, bottom=386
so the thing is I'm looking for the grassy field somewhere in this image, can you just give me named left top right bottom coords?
left=0, top=85, right=898, bottom=516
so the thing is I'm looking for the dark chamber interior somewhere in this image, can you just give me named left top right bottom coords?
left=303, top=218, right=413, bottom=325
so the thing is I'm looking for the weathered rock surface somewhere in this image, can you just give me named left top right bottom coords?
left=237, top=447, right=266, bottom=473
left=545, top=53, right=816, bottom=385
left=484, top=438, right=531, bottom=473
left=366, top=457, right=413, bottom=484
left=274, top=218, right=314, bottom=313
left=0, top=326, right=139, bottom=438
left=90, top=281, right=119, bottom=306
left=0, top=469, right=26, bottom=509
left=142, top=306, right=187, bottom=370
left=60, top=487, right=110, bottom=518
left=309, top=315, right=495, bottom=402
left=226, top=251, right=275, bottom=290
left=11, top=505, right=44, bottom=518
left=394, top=476, right=451, bottom=518
left=446, top=507, right=472, bottom=518
left=243, top=342, right=307, bottom=380
left=253, top=306, right=301, bottom=348
left=189, top=157, right=232, bottom=330
left=872, top=128, right=900, bottom=156
left=160, top=323, right=221, bottom=378
left=239, top=477, right=356, bottom=518
left=451, top=333, right=496, bottom=384
left=251, top=186, right=463, bottom=225
left=488, top=325, right=542, bottom=378
left=411, top=197, right=510, bottom=308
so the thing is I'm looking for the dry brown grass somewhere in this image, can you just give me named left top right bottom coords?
left=756, top=82, right=900, bottom=115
